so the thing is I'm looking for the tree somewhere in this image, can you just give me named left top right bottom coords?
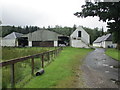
left=74, top=2, right=120, bottom=49
left=101, top=27, right=104, bottom=36
left=73, top=24, right=77, bottom=31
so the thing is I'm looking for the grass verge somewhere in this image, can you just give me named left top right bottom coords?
left=105, top=48, right=120, bottom=61
left=24, top=47, right=93, bottom=88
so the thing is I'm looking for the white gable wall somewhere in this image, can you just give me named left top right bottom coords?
left=1, top=39, right=17, bottom=46
left=70, top=27, right=90, bottom=44
left=70, top=26, right=90, bottom=48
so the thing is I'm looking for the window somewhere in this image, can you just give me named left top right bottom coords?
left=78, top=31, right=81, bottom=37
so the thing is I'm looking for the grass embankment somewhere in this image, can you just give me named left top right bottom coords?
left=105, top=48, right=120, bottom=61
left=24, top=47, right=93, bottom=88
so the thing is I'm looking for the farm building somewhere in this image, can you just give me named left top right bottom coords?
left=70, top=26, right=90, bottom=48
left=22, top=30, right=69, bottom=47
left=1, top=32, right=26, bottom=47
left=93, top=34, right=117, bottom=48
left=1, top=30, right=69, bottom=47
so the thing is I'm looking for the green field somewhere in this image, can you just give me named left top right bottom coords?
left=2, top=47, right=56, bottom=88
left=2, top=47, right=56, bottom=61
left=105, top=48, right=120, bottom=61
left=24, top=47, right=93, bottom=88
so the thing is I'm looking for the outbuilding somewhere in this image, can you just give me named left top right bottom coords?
left=93, top=34, right=116, bottom=48
left=23, top=30, right=59, bottom=47
left=70, top=26, right=90, bottom=48
left=1, top=32, right=24, bottom=47
left=1, top=30, right=69, bottom=47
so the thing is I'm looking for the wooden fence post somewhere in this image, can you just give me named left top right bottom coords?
left=53, top=51, right=54, bottom=58
left=55, top=50, right=57, bottom=57
left=41, top=54, right=44, bottom=68
left=58, top=49, right=59, bottom=54
left=11, top=64, right=15, bottom=88
left=51, top=51, right=53, bottom=60
left=56, top=49, right=57, bottom=56
left=53, top=51, right=55, bottom=58
left=47, top=52, right=50, bottom=62
left=49, top=52, right=51, bottom=60
left=31, top=57, right=34, bottom=75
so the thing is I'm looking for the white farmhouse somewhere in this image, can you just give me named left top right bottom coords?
left=93, top=34, right=117, bottom=48
left=70, top=26, right=90, bottom=48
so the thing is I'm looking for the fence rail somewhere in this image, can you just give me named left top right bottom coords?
left=0, top=47, right=63, bottom=88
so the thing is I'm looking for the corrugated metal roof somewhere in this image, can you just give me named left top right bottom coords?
left=93, top=34, right=112, bottom=43
left=22, top=30, right=68, bottom=37
left=3, top=32, right=23, bottom=39
left=28, top=30, right=59, bottom=41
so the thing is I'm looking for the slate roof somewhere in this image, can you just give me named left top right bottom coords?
left=3, top=32, right=23, bottom=39
left=103, top=34, right=112, bottom=41
left=93, top=34, right=112, bottom=43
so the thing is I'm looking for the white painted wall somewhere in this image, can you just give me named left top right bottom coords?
left=1, top=39, right=16, bottom=46
left=102, top=41, right=112, bottom=48
left=70, top=26, right=90, bottom=48
left=93, top=41, right=116, bottom=48
left=71, top=39, right=89, bottom=48
left=29, top=41, right=32, bottom=47
left=54, top=41, right=58, bottom=47
left=93, top=42, right=102, bottom=47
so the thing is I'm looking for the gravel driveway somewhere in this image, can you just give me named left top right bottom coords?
left=81, top=48, right=119, bottom=88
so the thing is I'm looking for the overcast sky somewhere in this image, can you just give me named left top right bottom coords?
left=1, top=0, right=108, bottom=31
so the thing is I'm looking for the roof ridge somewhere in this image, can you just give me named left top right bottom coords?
left=13, top=32, right=17, bottom=38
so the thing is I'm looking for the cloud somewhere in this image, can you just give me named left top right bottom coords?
left=2, top=0, right=107, bottom=31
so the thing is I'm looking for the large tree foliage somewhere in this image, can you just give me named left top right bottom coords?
left=74, top=2, right=120, bottom=48
left=1, top=26, right=40, bottom=37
